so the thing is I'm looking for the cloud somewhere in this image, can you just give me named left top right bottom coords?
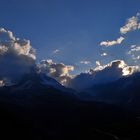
left=101, top=52, right=107, bottom=56
left=95, top=61, right=101, bottom=67
left=0, top=27, right=139, bottom=89
left=100, top=37, right=124, bottom=47
left=0, top=28, right=36, bottom=85
left=37, top=59, right=74, bottom=85
left=100, top=12, right=140, bottom=65
left=0, top=80, right=4, bottom=87
left=94, top=61, right=104, bottom=71
left=127, top=45, right=140, bottom=62
left=128, top=45, right=140, bottom=54
left=80, top=61, right=91, bottom=65
left=133, top=56, right=140, bottom=61
left=120, top=13, right=140, bottom=34
left=67, top=60, right=138, bottom=91
left=52, top=49, right=60, bottom=54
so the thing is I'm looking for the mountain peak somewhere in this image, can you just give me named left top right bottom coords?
left=12, top=72, right=65, bottom=91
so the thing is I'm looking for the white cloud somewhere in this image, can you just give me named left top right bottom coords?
left=130, top=45, right=137, bottom=48
left=37, top=59, right=74, bottom=85
left=100, top=36, right=124, bottom=47
left=53, top=49, right=60, bottom=54
left=133, top=55, right=140, bottom=61
left=67, top=60, right=138, bottom=90
left=127, top=45, right=140, bottom=62
left=80, top=61, right=91, bottom=65
left=0, top=28, right=36, bottom=84
left=0, top=46, right=8, bottom=55
left=94, top=61, right=103, bottom=71
left=0, top=28, right=36, bottom=59
left=96, top=61, right=101, bottom=67
left=101, top=52, right=107, bottom=56
left=0, top=28, right=15, bottom=41
left=120, top=13, right=140, bottom=34
left=128, top=46, right=140, bottom=54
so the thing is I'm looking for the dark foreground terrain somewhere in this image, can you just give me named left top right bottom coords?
left=0, top=73, right=140, bottom=140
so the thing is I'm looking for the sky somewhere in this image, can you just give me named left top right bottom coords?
left=0, top=0, right=140, bottom=75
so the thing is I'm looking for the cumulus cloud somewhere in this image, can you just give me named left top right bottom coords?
left=67, top=60, right=138, bottom=91
left=100, top=37, right=124, bottom=47
left=37, top=59, right=74, bottom=85
left=120, top=13, right=140, bottom=34
left=0, top=28, right=36, bottom=85
left=80, top=61, right=91, bottom=65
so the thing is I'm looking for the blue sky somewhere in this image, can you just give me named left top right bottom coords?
left=0, top=0, right=140, bottom=74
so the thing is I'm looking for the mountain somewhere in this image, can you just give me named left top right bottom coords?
left=11, top=72, right=67, bottom=91
left=0, top=72, right=140, bottom=139
left=78, top=72, right=140, bottom=114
